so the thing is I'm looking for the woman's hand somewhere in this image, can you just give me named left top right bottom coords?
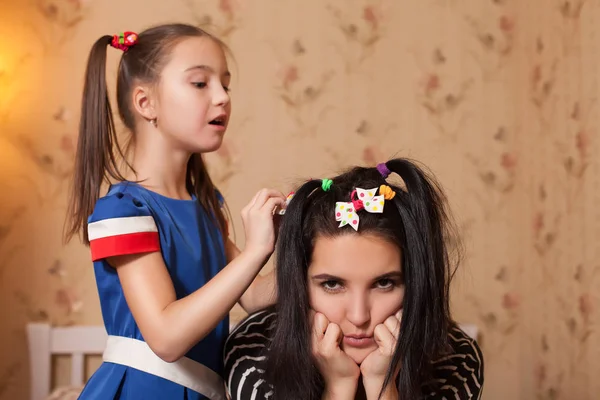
left=360, top=310, right=402, bottom=399
left=311, top=311, right=359, bottom=399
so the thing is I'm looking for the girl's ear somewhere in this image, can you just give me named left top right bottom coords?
left=132, top=85, right=158, bottom=122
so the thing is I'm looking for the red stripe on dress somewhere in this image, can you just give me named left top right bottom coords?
left=90, top=231, right=160, bottom=261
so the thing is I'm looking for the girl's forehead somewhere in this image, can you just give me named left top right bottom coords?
left=165, top=36, right=229, bottom=73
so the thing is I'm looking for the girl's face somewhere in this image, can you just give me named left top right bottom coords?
left=154, top=36, right=231, bottom=153
left=307, top=234, right=404, bottom=364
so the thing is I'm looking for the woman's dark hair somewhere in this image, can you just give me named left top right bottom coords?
left=65, top=23, right=228, bottom=243
left=265, top=158, right=460, bottom=400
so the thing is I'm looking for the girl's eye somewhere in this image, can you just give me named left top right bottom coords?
left=192, top=82, right=207, bottom=88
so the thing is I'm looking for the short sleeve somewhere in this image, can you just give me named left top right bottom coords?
left=87, top=192, right=160, bottom=262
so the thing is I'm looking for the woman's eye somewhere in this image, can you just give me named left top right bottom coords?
left=321, top=281, right=343, bottom=292
left=376, top=278, right=395, bottom=290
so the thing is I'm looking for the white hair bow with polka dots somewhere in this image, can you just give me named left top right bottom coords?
left=335, top=187, right=385, bottom=231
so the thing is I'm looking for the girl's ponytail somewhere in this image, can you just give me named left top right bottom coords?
left=64, top=36, right=126, bottom=244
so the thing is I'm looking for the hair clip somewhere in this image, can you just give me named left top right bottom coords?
left=277, top=192, right=295, bottom=215
left=321, top=179, right=333, bottom=192
left=335, top=187, right=384, bottom=231
left=110, top=31, right=138, bottom=52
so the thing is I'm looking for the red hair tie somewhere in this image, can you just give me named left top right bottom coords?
left=350, top=189, right=365, bottom=212
left=110, top=31, right=138, bottom=52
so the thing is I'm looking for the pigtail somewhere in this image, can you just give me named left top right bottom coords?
left=377, top=159, right=455, bottom=399
left=64, top=36, right=127, bottom=244
left=266, top=179, right=325, bottom=400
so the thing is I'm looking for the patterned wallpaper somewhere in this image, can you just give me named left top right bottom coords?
left=0, top=0, right=598, bottom=399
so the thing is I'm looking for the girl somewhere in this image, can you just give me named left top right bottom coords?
left=224, top=159, right=484, bottom=400
left=64, top=24, right=283, bottom=400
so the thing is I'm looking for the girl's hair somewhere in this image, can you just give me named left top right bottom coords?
left=65, top=23, right=228, bottom=243
left=265, top=158, right=460, bottom=400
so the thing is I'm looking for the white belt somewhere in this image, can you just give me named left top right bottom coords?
left=103, top=335, right=226, bottom=400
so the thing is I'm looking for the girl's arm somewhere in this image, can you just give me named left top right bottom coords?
left=225, top=239, right=276, bottom=314
left=112, top=189, right=285, bottom=362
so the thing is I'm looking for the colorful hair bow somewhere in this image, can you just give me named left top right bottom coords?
left=110, top=31, right=138, bottom=52
left=335, top=187, right=385, bottom=231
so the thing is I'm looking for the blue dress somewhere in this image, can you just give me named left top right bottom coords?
left=78, top=182, right=229, bottom=399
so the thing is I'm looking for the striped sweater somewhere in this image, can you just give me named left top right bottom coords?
left=224, top=310, right=484, bottom=399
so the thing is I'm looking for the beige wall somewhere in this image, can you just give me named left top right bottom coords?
left=1, top=0, right=598, bottom=399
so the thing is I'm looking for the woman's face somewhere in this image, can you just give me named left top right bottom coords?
left=307, top=234, right=404, bottom=364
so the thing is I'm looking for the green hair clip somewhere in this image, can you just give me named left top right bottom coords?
left=321, top=179, right=333, bottom=192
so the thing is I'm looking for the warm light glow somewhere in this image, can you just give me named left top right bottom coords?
left=0, top=45, right=11, bottom=83
left=0, top=50, right=9, bottom=109
left=0, top=43, right=21, bottom=114
left=0, top=17, right=41, bottom=112
left=0, top=51, right=8, bottom=110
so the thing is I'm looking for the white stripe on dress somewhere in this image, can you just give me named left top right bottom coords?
left=88, top=216, right=158, bottom=240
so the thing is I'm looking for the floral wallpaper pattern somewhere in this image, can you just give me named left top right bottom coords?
left=0, top=0, right=598, bottom=399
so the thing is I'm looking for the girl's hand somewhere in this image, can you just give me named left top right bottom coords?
left=360, top=310, right=402, bottom=399
left=311, top=311, right=360, bottom=398
left=240, top=188, right=286, bottom=258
